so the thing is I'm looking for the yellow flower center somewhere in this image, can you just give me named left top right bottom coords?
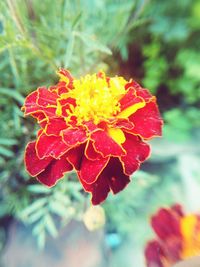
left=180, top=215, right=200, bottom=258
left=60, top=72, right=127, bottom=125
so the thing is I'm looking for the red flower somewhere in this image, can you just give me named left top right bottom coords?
left=145, top=204, right=200, bottom=267
left=22, top=69, right=162, bottom=205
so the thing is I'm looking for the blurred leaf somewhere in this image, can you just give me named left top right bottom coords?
left=0, top=88, right=24, bottom=104
left=27, top=185, right=51, bottom=194
left=44, top=214, right=58, bottom=237
left=75, top=31, right=112, bottom=55
left=0, top=146, right=14, bottom=157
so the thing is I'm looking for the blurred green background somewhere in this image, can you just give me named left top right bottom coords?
left=0, top=0, right=200, bottom=266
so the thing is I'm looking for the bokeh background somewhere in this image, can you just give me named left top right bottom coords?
left=0, top=0, right=200, bottom=266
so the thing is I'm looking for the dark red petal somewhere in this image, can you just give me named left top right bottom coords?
left=129, top=101, right=163, bottom=139
left=145, top=240, right=165, bottom=267
left=25, top=141, right=52, bottom=176
left=62, top=127, right=87, bottom=146
left=37, top=155, right=73, bottom=187
left=119, top=88, right=144, bottom=111
left=66, top=144, right=85, bottom=170
left=37, top=87, right=57, bottom=107
left=91, top=130, right=125, bottom=157
left=80, top=174, right=110, bottom=206
left=36, top=132, right=70, bottom=159
left=80, top=158, right=130, bottom=205
left=106, top=157, right=130, bottom=194
left=151, top=208, right=182, bottom=241
left=78, top=155, right=109, bottom=184
left=45, top=117, right=67, bottom=135
left=120, top=133, right=150, bottom=175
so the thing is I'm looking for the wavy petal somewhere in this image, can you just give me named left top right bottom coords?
left=36, top=132, right=70, bottom=159
left=119, top=88, right=144, bottom=112
left=37, top=154, right=72, bottom=186
left=78, top=154, right=109, bottom=184
left=45, top=117, right=67, bottom=135
left=62, top=127, right=87, bottom=146
left=23, top=90, right=38, bottom=115
left=25, top=141, right=52, bottom=176
left=85, top=141, right=102, bottom=160
left=91, top=130, right=125, bottom=157
left=37, top=87, right=57, bottom=107
left=23, top=89, right=57, bottom=118
left=57, top=68, right=74, bottom=89
left=125, top=81, right=153, bottom=102
left=120, top=133, right=150, bottom=175
left=129, top=101, right=163, bottom=139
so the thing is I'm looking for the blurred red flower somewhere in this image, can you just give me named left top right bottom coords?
left=145, top=204, right=200, bottom=267
left=22, top=69, right=162, bottom=205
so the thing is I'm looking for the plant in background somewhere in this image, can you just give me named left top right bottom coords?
left=145, top=204, right=200, bottom=267
left=22, top=68, right=162, bottom=205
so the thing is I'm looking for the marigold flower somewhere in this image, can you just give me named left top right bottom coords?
left=145, top=204, right=200, bottom=267
left=22, top=69, right=162, bottom=205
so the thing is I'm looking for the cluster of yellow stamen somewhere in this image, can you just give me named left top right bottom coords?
left=59, top=72, right=127, bottom=125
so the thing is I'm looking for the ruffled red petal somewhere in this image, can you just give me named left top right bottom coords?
left=24, top=141, right=52, bottom=176
left=78, top=154, right=109, bottom=184
left=36, top=132, right=70, bottom=159
left=91, top=130, right=125, bottom=157
left=125, top=81, right=153, bottom=102
left=120, top=133, right=150, bottom=175
left=45, top=117, right=67, bottom=135
left=57, top=68, right=74, bottom=89
left=80, top=158, right=130, bottom=205
left=85, top=141, right=102, bottom=160
left=119, top=88, right=144, bottom=112
left=62, top=127, right=87, bottom=146
left=36, top=154, right=73, bottom=187
left=129, top=101, right=163, bottom=139
left=23, top=90, right=38, bottom=115
left=37, top=87, right=57, bottom=107
left=23, top=89, right=57, bottom=118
